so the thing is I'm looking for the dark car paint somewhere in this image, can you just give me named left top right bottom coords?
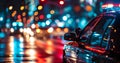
left=63, top=12, right=120, bottom=63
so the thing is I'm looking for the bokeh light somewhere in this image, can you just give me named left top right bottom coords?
left=12, top=22, right=17, bottom=26
left=22, top=12, right=26, bottom=16
left=62, top=16, right=67, bottom=21
left=17, top=15, right=21, bottom=19
left=38, top=5, right=43, bottom=10
left=36, top=28, right=41, bottom=33
left=41, top=0, right=45, bottom=2
left=64, top=28, right=69, bottom=33
left=39, top=14, right=45, bottom=20
left=9, top=6, right=13, bottom=10
left=85, top=5, right=92, bottom=12
left=34, top=11, right=39, bottom=16
left=47, top=27, right=54, bottom=33
left=74, top=5, right=81, bottom=12
left=50, top=10, right=55, bottom=14
left=59, top=1, right=64, bottom=5
left=56, top=28, right=61, bottom=32
left=11, top=11, right=17, bottom=17
left=10, top=28, right=14, bottom=33
left=46, top=14, right=52, bottom=18
left=46, top=20, right=51, bottom=25
left=20, top=6, right=24, bottom=10
left=31, top=24, right=36, bottom=29
left=0, top=17, right=3, bottom=21
left=80, top=0, right=84, bottom=2
left=18, top=22, right=23, bottom=26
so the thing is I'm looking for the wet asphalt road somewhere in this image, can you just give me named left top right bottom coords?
left=0, top=35, right=64, bottom=63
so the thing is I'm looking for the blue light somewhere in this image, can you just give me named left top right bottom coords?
left=28, top=11, right=34, bottom=16
left=85, top=57, right=89, bottom=59
left=81, top=19, right=86, bottom=25
left=86, top=54, right=90, bottom=56
left=38, top=22, right=46, bottom=27
left=64, top=6, right=72, bottom=12
left=63, top=16, right=67, bottom=21
left=42, top=22, right=46, bottom=26
left=6, top=23, right=10, bottom=28
left=68, top=18, right=73, bottom=24
left=28, top=4, right=36, bottom=16
left=41, top=22, right=46, bottom=27
left=0, top=32, right=5, bottom=38
left=12, top=22, right=17, bottom=26
left=78, top=18, right=88, bottom=29
left=6, top=8, right=9, bottom=12
left=30, top=5, right=36, bottom=11
left=66, top=14, right=71, bottom=18
left=0, top=17, right=3, bottom=21
left=7, top=19, right=10, bottom=22
left=46, top=14, right=52, bottom=18
left=93, top=32, right=100, bottom=37
left=66, top=18, right=73, bottom=27
left=18, top=22, right=23, bottom=26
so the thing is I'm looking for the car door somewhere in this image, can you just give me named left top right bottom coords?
left=78, top=15, right=115, bottom=63
left=88, top=16, right=115, bottom=63
left=63, top=16, right=103, bottom=63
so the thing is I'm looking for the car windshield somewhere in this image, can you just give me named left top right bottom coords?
left=80, top=15, right=115, bottom=48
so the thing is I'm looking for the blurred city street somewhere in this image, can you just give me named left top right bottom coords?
left=0, top=0, right=114, bottom=63
left=0, top=34, right=64, bottom=63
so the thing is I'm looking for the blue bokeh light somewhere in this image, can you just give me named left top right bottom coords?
left=38, top=22, right=46, bottom=27
left=18, top=22, right=23, bottom=26
left=46, top=14, right=52, bottom=18
left=6, top=23, right=11, bottom=28
left=63, top=16, right=67, bottom=21
left=12, top=22, right=17, bottom=26
left=0, top=32, right=5, bottom=38
left=78, top=18, right=88, bottom=29
left=0, top=17, right=3, bottom=21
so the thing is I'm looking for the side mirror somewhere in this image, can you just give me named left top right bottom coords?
left=75, top=28, right=82, bottom=36
left=64, top=33, right=76, bottom=41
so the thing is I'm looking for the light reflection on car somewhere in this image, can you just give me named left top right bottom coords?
left=63, top=11, right=120, bottom=63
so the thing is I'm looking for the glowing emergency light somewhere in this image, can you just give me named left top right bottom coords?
left=102, top=3, right=120, bottom=12
left=102, top=4, right=120, bottom=8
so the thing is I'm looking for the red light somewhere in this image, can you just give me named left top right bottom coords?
left=17, top=15, right=21, bottom=19
left=102, top=4, right=119, bottom=8
left=39, top=15, right=44, bottom=20
left=41, top=0, right=45, bottom=2
left=102, top=4, right=107, bottom=8
left=119, top=4, right=120, bottom=7
left=59, top=1, right=64, bottom=5
left=102, top=4, right=114, bottom=8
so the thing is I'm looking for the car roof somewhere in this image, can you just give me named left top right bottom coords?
left=101, top=11, right=120, bottom=16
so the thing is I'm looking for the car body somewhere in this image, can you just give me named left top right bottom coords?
left=63, top=11, right=120, bottom=63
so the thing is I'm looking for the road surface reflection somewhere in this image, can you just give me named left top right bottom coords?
left=0, top=35, right=64, bottom=63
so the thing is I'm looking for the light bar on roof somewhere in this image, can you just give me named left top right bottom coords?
left=102, top=3, right=120, bottom=11
left=102, top=4, right=120, bottom=9
left=102, top=4, right=113, bottom=8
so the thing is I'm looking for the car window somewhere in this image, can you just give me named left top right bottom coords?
left=80, top=16, right=102, bottom=42
left=90, top=16, right=114, bottom=47
left=80, top=16, right=115, bottom=48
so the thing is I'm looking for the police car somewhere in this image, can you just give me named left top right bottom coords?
left=63, top=3, right=120, bottom=63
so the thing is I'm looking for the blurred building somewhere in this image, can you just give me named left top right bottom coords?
left=0, top=0, right=105, bottom=30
